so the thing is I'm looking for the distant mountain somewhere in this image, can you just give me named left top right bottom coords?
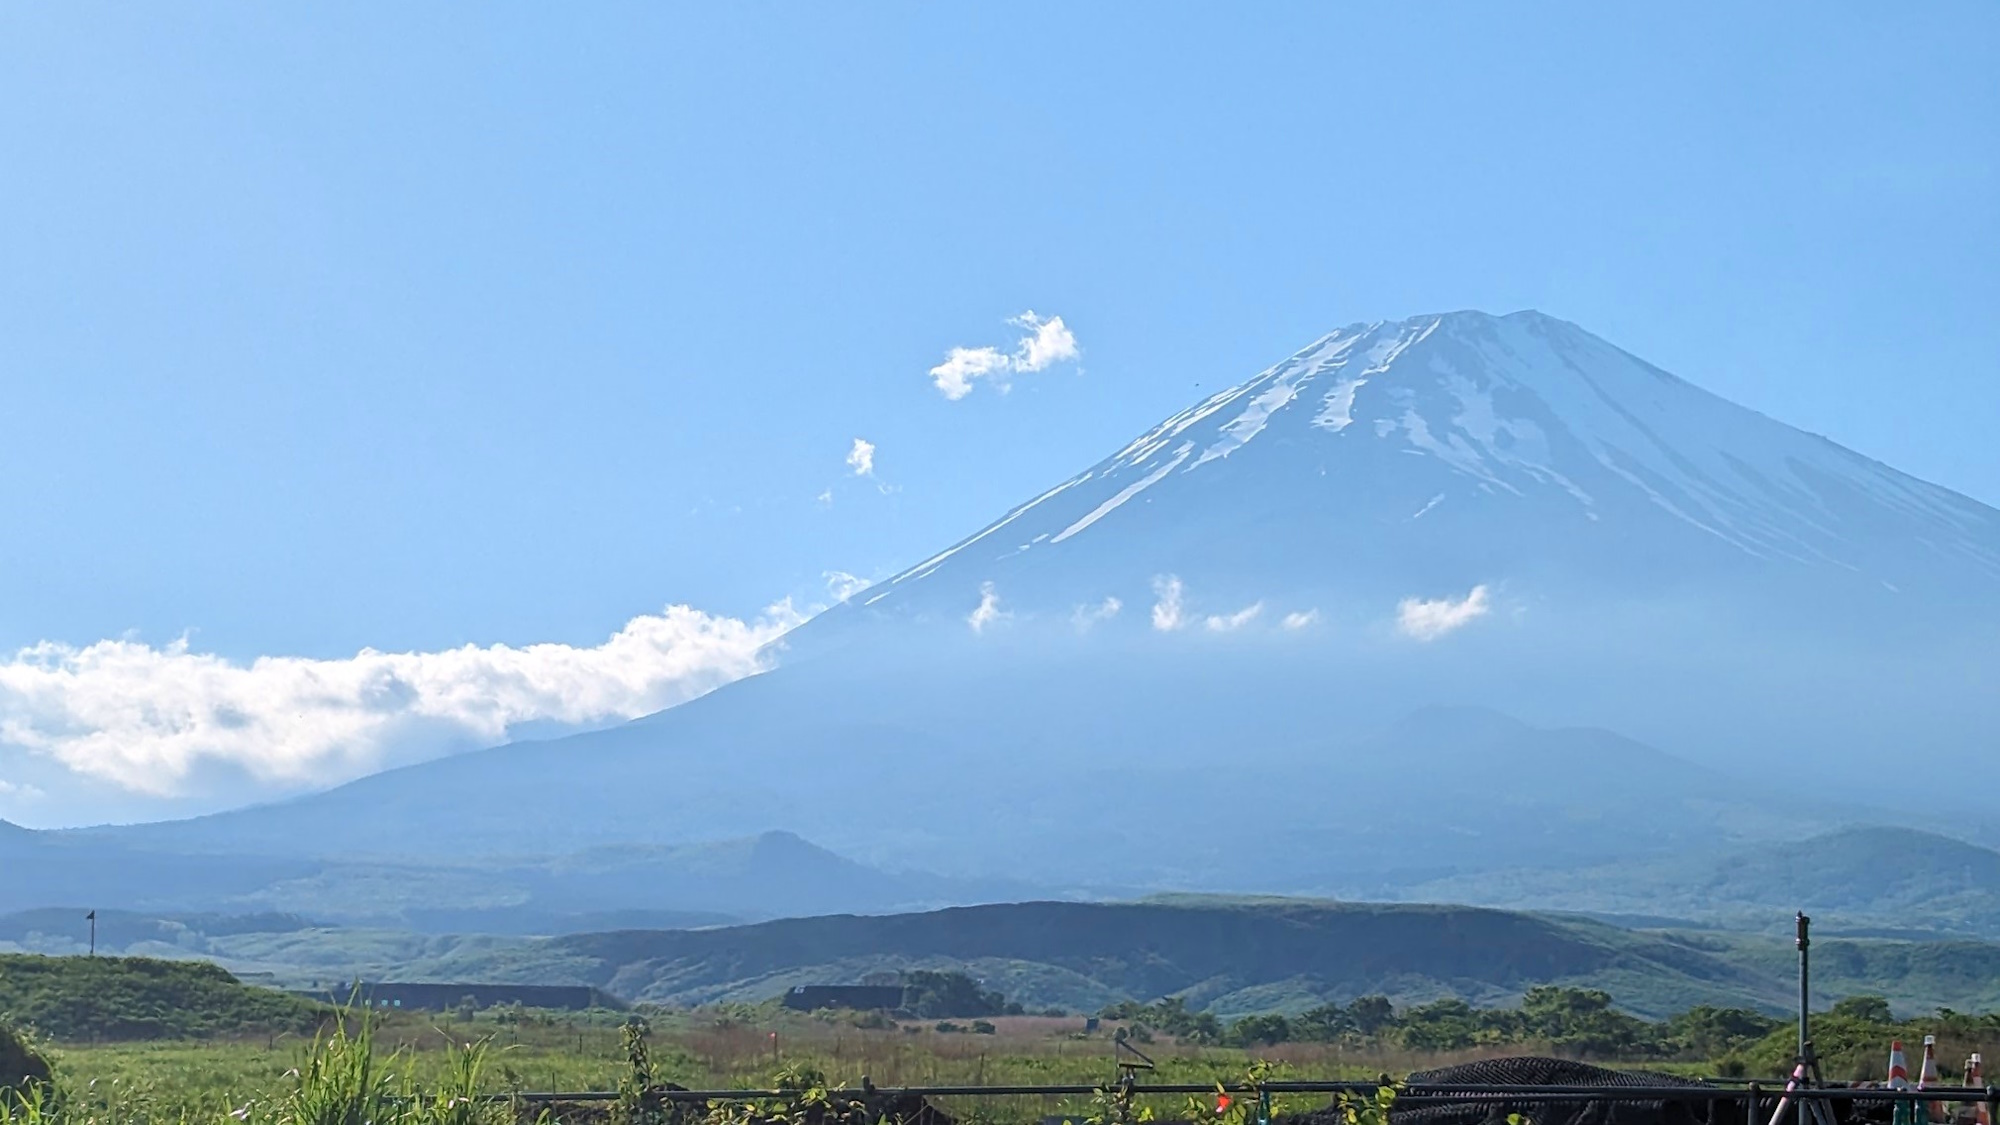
left=1393, top=827, right=2000, bottom=938
left=0, top=825, right=1049, bottom=933
left=222, top=830, right=1052, bottom=931
left=399, top=897, right=2000, bottom=1019
left=60, top=310, right=2000, bottom=890
left=0, top=817, right=317, bottom=916
left=462, top=898, right=1788, bottom=1018
left=79, top=705, right=1845, bottom=893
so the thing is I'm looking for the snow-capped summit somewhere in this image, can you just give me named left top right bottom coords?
left=830, top=310, right=1999, bottom=633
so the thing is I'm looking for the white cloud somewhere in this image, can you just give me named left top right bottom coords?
left=824, top=571, right=871, bottom=602
left=0, top=603, right=805, bottom=798
left=1008, top=310, right=1079, bottom=372
left=816, top=489, right=834, bottom=506
left=1071, top=596, right=1123, bottom=631
left=1396, top=584, right=1492, bottom=641
left=0, top=778, right=45, bottom=801
left=928, top=310, right=1081, bottom=400
left=929, top=346, right=1013, bottom=401
left=967, top=582, right=1009, bottom=633
left=1281, top=609, right=1322, bottom=631
left=1205, top=602, right=1264, bottom=632
left=1150, top=575, right=1187, bottom=632
left=846, top=438, right=876, bottom=477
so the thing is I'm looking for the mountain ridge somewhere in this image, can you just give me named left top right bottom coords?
left=370, top=897, right=2000, bottom=1019
left=1390, top=826, right=2000, bottom=937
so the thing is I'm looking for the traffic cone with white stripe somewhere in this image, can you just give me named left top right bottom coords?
left=1969, top=1054, right=1989, bottom=1125
left=1918, top=1035, right=1944, bottom=1124
left=1890, top=1041, right=1913, bottom=1125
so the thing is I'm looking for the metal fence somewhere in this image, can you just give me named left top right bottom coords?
left=490, top=1079, right=2000, bottom=1109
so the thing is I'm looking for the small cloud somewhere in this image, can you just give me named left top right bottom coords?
left=1396, top=584, right=1492, bottom=641
left=816, top=489, right=834, bottom=507
left=846, top=438, right=876, bottom=477
left=1281, top=609, right=1321, bottom=631
left=928, top=310, right=1081, bottom=400
left=1150, top=575, right=1187, bottom=632
left=1008, top=310, right=1079, bottom=372
left=929, top=347, right=1013, bottom=401
left=0, top=779, right=46, bottom=801
left=824, top=571, right=870, bottom=602
left=1205, top=602, right=1264, bottom=632
left=1071, top=596, right=1123, bottom=631
left=967, top=582, right=1009, bottom=633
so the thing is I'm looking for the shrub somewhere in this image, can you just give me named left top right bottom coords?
left=0, top=1023, right=52, bottom=1102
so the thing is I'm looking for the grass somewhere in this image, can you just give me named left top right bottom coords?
left=17, top=995, right=2000, bottom=1125
left=11, top=1005, right=1600, bottom=1125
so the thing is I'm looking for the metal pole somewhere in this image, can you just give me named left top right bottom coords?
left=1796, top=912, right=1810, bottom=1061
left=87, top=909, right=96, bottom=956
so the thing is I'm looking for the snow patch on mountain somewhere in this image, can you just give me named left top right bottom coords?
left=1053, top=442, right=1192, bottom=543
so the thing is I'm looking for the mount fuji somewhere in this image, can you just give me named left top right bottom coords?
left=79, top=311, right=2000, bottom=893
left=823, top=309, right=1997, bottom=634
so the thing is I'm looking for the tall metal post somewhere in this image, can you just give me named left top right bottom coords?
left=1796, top=912, right=1810, bottom=1060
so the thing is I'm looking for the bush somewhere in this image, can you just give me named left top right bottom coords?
left=0, top=1022, right=52, bottom=1100
left=0, top=954, right=321, bottom=1041
left=901, top=971, right=1020, bottom=1019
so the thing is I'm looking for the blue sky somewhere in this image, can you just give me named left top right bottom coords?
left=1, top=4, right=1996, bottom=820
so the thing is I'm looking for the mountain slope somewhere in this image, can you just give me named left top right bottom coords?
left=502, top=898, right=1792, bottom=1018
left=3, top=825, right=1046, bottom=931
left=85, top=705, right=1841, bottom=892
left=73, top=310, right=2000, bottom=889
left=414, top=898, right=2000, bottom=1019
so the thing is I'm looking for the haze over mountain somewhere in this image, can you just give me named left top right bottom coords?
left=1395, top=826, right=2000, bottom=938
left=35, top=309, right=2000, bottom=896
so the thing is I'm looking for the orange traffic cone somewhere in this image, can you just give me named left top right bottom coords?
left=1918, top=1036, right=1944, bottom=1124
left=1890, top=1040, right=1915, bottom=1125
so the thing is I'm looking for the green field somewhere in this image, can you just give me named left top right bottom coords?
left=22, top=1009, right=1435, bottom=1125
left=21, top=1002, right=2000, bottom=1125
left=12, top=953, right=2000, bottom=1125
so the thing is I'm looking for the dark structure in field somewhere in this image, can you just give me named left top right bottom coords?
left=294, top=982, right=624, bottom=1012
left=781, top=984, right=907, bottom=1012
left=1323, top=1057, right=1896, bottom=1125
left=1380, top=1058, right=1725, bottom=1125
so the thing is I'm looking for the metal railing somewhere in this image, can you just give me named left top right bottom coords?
left=488, top=1079, right=2000, bottom=1108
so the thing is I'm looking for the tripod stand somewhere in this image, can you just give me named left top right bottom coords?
left=1769, top=914, right=1840, bottom=1125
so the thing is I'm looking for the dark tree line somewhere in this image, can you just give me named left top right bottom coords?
left=1101, top=988, right=2000, bottom=1076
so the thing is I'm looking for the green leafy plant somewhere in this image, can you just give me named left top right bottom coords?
left=1328, top=1083, right=1396, bottom=1125
left=617, top=1019, right=665, bottom=1125
left=277, top=1012, right=397, bottom=1125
